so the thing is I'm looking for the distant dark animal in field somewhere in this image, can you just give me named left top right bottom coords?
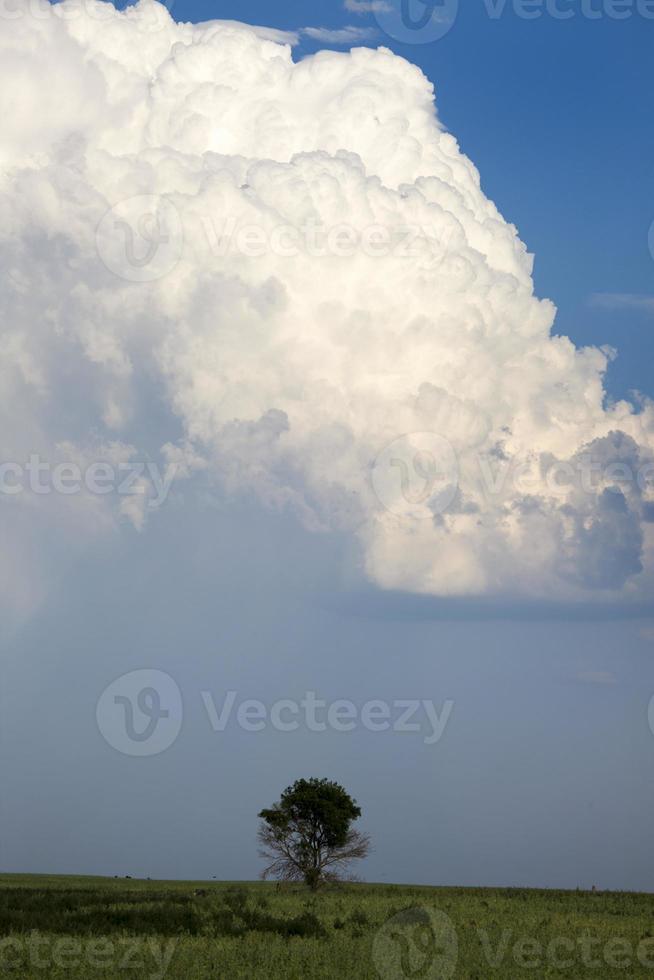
left=194, top=888, right=208, bottom=897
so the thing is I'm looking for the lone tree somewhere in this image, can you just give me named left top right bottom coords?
left=258, top=778, right=371, bottom=890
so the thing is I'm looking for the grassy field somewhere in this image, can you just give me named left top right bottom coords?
left=1, top=874, right=654, bottom=978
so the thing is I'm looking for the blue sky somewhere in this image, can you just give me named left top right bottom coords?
left=2, top=0, right=654, bottom=893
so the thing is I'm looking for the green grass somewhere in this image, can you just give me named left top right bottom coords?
left=1, top=874, right=654, bottom=977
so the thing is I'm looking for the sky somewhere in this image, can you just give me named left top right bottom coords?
left=1, top=0, right=654, bottom=893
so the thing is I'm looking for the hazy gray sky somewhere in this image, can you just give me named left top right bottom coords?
left=2, top=2, right=654, bottom=893
left=3, top=495, right=654, bottom=890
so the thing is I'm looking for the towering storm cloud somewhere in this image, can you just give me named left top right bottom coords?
left=1, top=0, right=653, bottom=618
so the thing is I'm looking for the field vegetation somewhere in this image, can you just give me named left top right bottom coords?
left=1, top=874, right=654, bottom=978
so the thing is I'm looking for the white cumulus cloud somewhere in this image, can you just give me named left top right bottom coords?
left=1, top=0, right=653, bottom=623
left=301, top=25, right=380, bottom=43
left=344, top=0, right=393, bottom=12
left=590, top=293, right=654, bottom=314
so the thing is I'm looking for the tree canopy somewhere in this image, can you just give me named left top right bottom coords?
left=258, top=778, right=370, bottom=890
